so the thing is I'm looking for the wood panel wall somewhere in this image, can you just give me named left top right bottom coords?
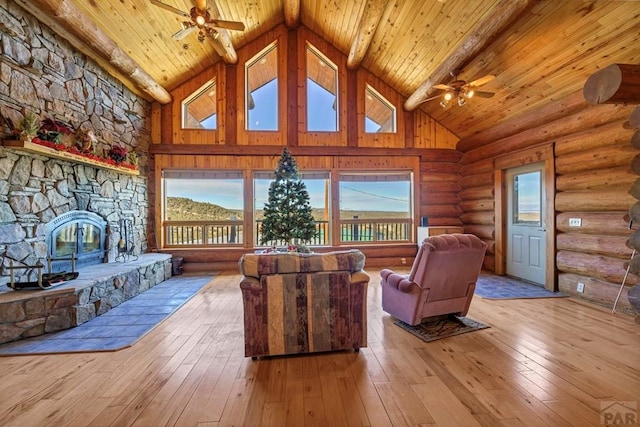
left=458, top=91, right=637, bottom=312
left=149, top=23, right=460, bottom=269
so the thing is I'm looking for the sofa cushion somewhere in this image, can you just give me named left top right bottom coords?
left=239, top=249, right=365, bottom=278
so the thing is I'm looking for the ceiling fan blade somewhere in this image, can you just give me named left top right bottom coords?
left=468, top=74, right=496, bottom=88
left=150, top=0, right=190, bottom=18
left=433, top=84, right=453, bottom=91
left=172, top=25, right=196, bottom=40
left=473, top=91, right=495, bottom=98
left=206, top=19, right=245, bottom=31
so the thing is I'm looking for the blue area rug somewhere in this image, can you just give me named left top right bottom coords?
left=0, top=275, right=214, bottom=355
left=475, top=274, right=566, bottom=299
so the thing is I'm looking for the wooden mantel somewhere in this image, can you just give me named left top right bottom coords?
left=2, top=140, right=140, bottom=176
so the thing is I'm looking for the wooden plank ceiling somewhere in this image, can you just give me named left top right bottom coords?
left=20, top=0, right=640, bottom=141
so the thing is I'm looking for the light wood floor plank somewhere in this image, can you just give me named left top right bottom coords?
left=0, top=270, right=638, bottom=426
left=284, top=379, right=305, bottom=426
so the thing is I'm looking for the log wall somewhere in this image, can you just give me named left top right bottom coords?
left=458, top=93, right=637, bottom=312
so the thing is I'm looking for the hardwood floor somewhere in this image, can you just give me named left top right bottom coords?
left=0, top=270, right=638, bottom=426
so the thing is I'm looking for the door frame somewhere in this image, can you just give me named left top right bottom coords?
left=494, top=144, right=556, bottom=291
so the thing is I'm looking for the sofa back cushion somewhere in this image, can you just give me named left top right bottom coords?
left=240, top=249, right=365, bottom=278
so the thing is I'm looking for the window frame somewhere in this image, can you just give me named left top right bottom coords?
left=305, top=42, right=339, bottom=132
left=365, top=84, right=396, bottom=133
left=253, top=170, right=331, bottom=247
left=181, top=78, right=218, bottom=130
left=158, top=167, right=415, bottom=249
left=161, top=170, right=245, bottom=248
left=245, top=42, right=279, bottom=132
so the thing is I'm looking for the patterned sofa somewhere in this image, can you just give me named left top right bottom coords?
left=239, top=249, right=369, bottom=358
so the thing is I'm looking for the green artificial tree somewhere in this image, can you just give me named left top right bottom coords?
left=260, top=148, right=317, bottom=247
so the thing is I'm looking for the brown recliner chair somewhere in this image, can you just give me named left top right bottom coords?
left=380, top=233, right=487, bottom=325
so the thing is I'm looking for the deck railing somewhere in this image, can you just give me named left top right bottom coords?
left=163, top=217, right=411, bottom=247
left=339, top=218, right=411, bottom=242
left=254, top=220, right=329, bottom=247
left=164, top=220, right=244, bottom=247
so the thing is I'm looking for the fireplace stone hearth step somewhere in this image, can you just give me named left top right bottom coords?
left=0, top=254, right=172, bottom=345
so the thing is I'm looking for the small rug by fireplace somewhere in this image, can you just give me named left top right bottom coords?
left=0, top=275, right=214, bottom=355
left=394, top=315, right=490, bottom=343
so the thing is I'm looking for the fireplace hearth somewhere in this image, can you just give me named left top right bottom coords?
left=46, top=211, right=107, bottom=273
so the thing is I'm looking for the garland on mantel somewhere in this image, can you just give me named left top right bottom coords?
left=28, top=137, right=138, bottom=170
left=10, top=113, right=138, bottom=171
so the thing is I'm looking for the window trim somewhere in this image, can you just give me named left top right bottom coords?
left=157, top=165, right=416, bottom=249
left=305, top=42, right=339, bottom=132
left=245, top=41, right=279, bottom=132
left=181, top=78, right=217, bottom=130
left=365, top=83, right=396, bottom=133
left=162, top=170, right=245, bottom=248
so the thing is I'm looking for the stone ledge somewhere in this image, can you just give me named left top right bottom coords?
left=0, top=253, right=172, bottom=344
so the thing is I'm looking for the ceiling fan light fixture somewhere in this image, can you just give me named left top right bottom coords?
left=458, top=97, right=466, bottom=106
left=440, top=99, right=449, bottom=108
left=466, top=89, right=474, bottom=98
left=444, top=92, right=453, bottom=101
left=195, top=15, right=206, bottom=26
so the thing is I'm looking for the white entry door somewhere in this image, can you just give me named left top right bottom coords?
left=506, top=163, right=546, bottom=286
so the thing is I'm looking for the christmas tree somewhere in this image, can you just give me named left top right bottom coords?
left=260, top=148, right=317, bottom=247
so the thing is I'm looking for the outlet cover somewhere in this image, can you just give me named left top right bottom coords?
left=569, top=218, right=582, bottom=227
left=577, top=282, right=585, bottom=293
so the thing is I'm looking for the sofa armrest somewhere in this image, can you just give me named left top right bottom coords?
left=351, top=270, right=370, bottom=284
left=380, top=269, right=414, bottom=293
left=239, top=276, right=261, bottom=290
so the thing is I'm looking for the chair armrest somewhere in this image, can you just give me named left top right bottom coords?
left=380, top=269, right=414, bottom=293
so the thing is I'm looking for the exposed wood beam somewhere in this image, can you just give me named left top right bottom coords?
left=206, top=0, right=238, bottom=64
left=284, top=0, right=301, bottom=28
left=583, top=63, right=640, bottom=105
left=404, top=0, right=537, bottom=111
left=347, top=0, right=390, bottom=70
left=149, top=144, right=462, bottom=162
left=13, top=0, right=172, bottom=104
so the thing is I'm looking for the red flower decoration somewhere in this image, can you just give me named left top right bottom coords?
left=31, top=139, right=136, bottom=171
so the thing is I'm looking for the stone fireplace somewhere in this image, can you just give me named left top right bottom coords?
left=46, top=210, right=108, bottom=273
left=0, top=152, right=149, bottom=285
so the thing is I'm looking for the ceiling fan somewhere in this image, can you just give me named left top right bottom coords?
left=150, top=0, right=245, bottom=43
left=425, top=70, right=496, bottom=108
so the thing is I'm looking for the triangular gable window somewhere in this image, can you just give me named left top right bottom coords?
left=365, top=84, right=396, bottom=133
left=182, top=79, right=217, bottom=129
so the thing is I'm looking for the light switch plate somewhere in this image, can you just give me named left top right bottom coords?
left=569, top=218, right=582, bottom=227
